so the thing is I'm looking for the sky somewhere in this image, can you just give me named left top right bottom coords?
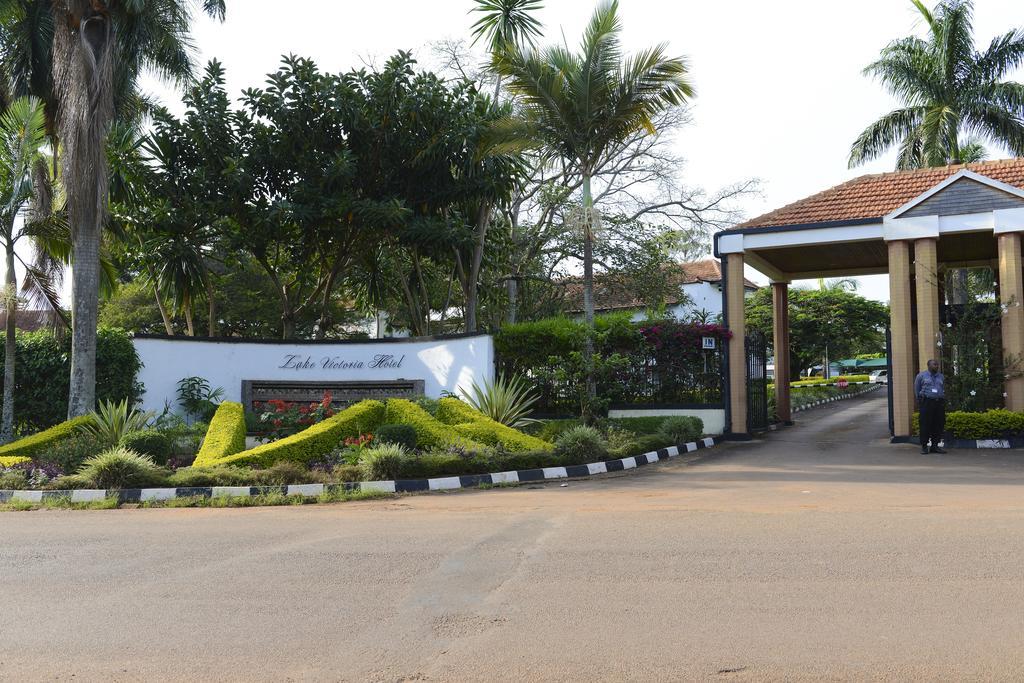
left=136, top=0, right=1024, bottom=304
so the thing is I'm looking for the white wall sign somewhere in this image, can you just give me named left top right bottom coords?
left=702, top=337, right=717, bottom=350
left=133, top=334, right=495, bottom=414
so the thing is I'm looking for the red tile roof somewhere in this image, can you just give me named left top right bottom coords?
left=738, top=158, right=1024, bottom=229
left=563, top=259, right=757, bottom=313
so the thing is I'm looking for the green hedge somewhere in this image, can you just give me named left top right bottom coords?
left=0, top=329, right=141, bottom=433
left=790, top=375, right=871, bottom=388
left=197, top=400, right=386, bottom=468
left=435, top=398, right=554, bottom=452
left=0, top=416, right=92, bottom=461
left=912, top=409, right=1024, bottom=439
left=194, top=402, right=247, bottom=467
left=384, top=399, right=482, bottom=450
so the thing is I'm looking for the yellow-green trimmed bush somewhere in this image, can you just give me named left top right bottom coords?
left=0, top=455, right=30, bottom=467
left=384, top=399, right=482, bottom=449
left=912, top=409, right=1024, bottom=439
left=194, top=402, right=247, bottom=467
left=436, top=398, right=553, bottom=452
left=197, top=400, right=386, bottom=468
left=790, top=375, right=871, bottom=388
left=0, top=416, right=92, bottom=461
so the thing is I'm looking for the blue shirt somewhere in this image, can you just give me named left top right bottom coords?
left=914, top=370, right=945, bottom=400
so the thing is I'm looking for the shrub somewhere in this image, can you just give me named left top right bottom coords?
left=529, top=419, right=581, bottom=442
left=194, top=402, right=247, bottom=466
left=608, top=434, right=672, bottom=459
left=331, top=464, right=363, bottom=483
left=459, top=373, right=539, bottom=427
left=0, top=416, right=92, bottom=461
left=76, top=447, right=168, bottom=489
left=253, top=461, right=312, bottom=485
left=554, top=426, right=607, bottom=462
left=436, top=398, right=553, bottom=452
left=397, top=453, right=473, bottom=479
left=120, top=430, right=173, bottom=465
left=0, top=328, right=141, bottom=433
left=0, top=455, right=30, bottom=467
left=658, top=416, right=704, bottom=445
left=39, top=433, right=109, bottom=473
left=199, top=400, right=386, bottom=468
left=81, top=399, right=155, bottom=446
left=385, top=399, right=482, bottom=450
left=413, top=397, right=440, bottom=416
left=46, top=474, right=94, bottom=490
left=605, top=416, right=667, bottom=435
left=358, top=443, right=409, bottom=481
left=790, top=375, right=871, bottom=388
left=912, top=409, right=1024, bottom=439
left=374, top=424, right=418, bottom=450
left=167, top=465, right=253, bottom=487
left=0, top=469, right=28, bottom=489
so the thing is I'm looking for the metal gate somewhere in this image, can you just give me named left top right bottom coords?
left=746, top=331, right=769, bottom=432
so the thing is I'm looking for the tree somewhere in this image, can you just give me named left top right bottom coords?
left=489, top=0, right=694, bottom=402
left=746, top=288, right=890, bottom=381
left=469, top=0, right=544, bottom=103
left=48, top=0, right=226, bottom=417
left=849, top=0, right=1024, bottom=169
left=0, top=96, right=48, bottom=441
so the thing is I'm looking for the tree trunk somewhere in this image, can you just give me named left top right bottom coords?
left=581, top=174, right=597, bottom=413
left=183, top=296, right=195, bottom=337
left=465, top=204, right=491, bottom=333
left=1, top=243, right=17, bottom=443
left=148, top=266, right=174, bottom=335
left=506, top=276, right=518, bottom=325
left=67, top=207, right=101, bottom=418
left=57, top=5, right=114, bottom=419
left=206, top=274, right=217, bottom=337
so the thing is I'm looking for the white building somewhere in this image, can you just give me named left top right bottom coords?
left=564, top=259, right=758, bottom=321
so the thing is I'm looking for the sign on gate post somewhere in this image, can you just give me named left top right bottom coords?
left=702, top=337, right=716, bottom=350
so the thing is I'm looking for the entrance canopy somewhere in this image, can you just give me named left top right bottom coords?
left=716, top=160, right=1024, bottom=281
left=712, top=158, right=1024, bottom=439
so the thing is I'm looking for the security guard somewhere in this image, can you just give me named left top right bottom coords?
left=914, top=358, right=947, bottom=454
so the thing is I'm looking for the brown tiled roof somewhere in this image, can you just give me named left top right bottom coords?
left=563, top=259, right=757, bottom=313
left=738, top=158, right=1024, bottom=229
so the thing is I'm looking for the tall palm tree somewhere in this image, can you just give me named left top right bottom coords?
left=849, top=0, right=1024, bottom=169
left=469, top=0, right=544, bottom=103
left=0, top=96, right=48, bottom=441
left=47, top=0, right=225, bottom=417
left=489, top=0, right=693, bottom=405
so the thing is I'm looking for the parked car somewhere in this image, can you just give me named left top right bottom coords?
left=870, top=369, right=888, bottom=384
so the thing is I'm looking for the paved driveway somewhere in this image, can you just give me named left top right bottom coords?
left=3, top=393, right=1024, bottom=681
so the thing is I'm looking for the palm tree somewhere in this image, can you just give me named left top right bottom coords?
left=47, top=0, right=226, bottom=417
left=817, top=277, right=859, bottom=292
left=0, top=96, right=48, bottom=441
left=469, top=0, right=544, bottom=103
left=849, top=0, right=1024, bottom=169
left=489, top=0, right=693, bottom=406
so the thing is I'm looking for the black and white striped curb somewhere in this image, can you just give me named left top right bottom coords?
left=792, top=384, right=882, bottom=413
left=921, top=437, right=1024, bottom=450
left=0, top=437, right=718, bottom=504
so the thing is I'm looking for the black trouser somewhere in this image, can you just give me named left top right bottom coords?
left=919, top=397, right=946, bottom=449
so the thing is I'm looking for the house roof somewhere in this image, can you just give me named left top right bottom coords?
left=0, top=310, right=62, bottom=333
left=738, top=158, right=1024, bottom=230
left=563, top=259, right=757, bottom=313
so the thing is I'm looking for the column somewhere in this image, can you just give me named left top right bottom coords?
left=997, top=232, right=1024, bottom=411
left=889, top=240, right=914, bottom=437
left=726, top=254, right=747, bottom=434
left=772, top=281, right=792, bottom=424
left=914, top=238, right=940, bottom=371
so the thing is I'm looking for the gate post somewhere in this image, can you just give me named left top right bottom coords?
left=888, top=240, right=914, bottom=437
left=725, top=253, right=748, bottom=435
left=771, top=281, right=792, bottom=424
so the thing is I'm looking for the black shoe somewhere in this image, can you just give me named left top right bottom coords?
left=930, top=446, right=947, bottom=454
